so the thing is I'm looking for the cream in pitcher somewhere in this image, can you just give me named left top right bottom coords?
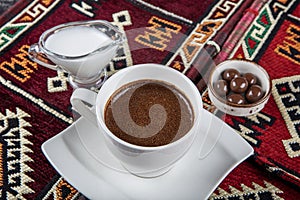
left=44, top=26, right=112, bottom=57
left=28, top=20, right=124, bottom=89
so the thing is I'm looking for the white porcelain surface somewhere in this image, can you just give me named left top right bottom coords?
left=42, top=109, right=253, bottom=200
left=71, top=64, right=204, bottom=177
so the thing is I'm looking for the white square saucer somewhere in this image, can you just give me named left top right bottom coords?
left=42, top=109, right=253, bottom=200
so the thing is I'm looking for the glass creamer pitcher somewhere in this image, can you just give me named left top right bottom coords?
left=28, top=20, right=124, bottom=89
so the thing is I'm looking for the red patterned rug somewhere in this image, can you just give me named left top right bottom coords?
left=0, top=0, right=300, bottom=199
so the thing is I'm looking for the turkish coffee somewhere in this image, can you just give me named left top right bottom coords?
left=104, top=79, right=194, bottom=147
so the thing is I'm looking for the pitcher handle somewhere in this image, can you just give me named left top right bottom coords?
left=28, top=43, right=58, bottom=71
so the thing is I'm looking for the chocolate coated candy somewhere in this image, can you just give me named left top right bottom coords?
left=230, top=77, right=248, bottom=93
left=246, top=85, right=263, bottom=103
left=222, top=68, right=240, bottom=82
left=214, top=80, right=228, bottom=97
left=244, top=73, right=257, bottom=85
left=227, top=93, right=246, bottom=105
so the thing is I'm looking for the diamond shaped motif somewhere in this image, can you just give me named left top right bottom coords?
left=47, top=71, right=68, bottom=93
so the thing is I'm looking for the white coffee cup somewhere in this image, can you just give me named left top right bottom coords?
left=71, top=63, right=204, bottom=177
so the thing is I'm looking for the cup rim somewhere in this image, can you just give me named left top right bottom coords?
left=96, top=63, right=203, bottom=151
left=208, top=59, right=272, bottom=108
left=38, top=20, right=124, bottom=60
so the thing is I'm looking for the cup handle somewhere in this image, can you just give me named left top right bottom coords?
left=28, top=43, right=58, bottom=71
left=70, top=88, right=98, bottom=126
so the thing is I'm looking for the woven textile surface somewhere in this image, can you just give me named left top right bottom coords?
left=0, top=0, right=19, bottom=15
left=0, top=0, right=300, bottom=199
